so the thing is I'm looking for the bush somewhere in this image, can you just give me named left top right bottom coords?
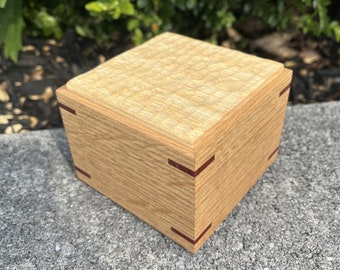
left=0, top=0, right=339, bottom=62
left=0, top=0, right=23, bottom=62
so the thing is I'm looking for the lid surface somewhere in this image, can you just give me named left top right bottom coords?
left=66, top=32, right=283, bottom=145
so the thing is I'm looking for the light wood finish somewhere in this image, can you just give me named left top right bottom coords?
left=193, top=68, right=292, bottom=252
left=57, top=32, right=292, bottom=253
left=66, top=32, right=283, bottom=145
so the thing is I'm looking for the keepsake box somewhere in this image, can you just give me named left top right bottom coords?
left=57, top=32, right=292, bottom=253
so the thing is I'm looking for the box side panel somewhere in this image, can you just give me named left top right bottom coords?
left=56, top=87, right=197, bottom=252
left=193, top=69, right=292, bottom=252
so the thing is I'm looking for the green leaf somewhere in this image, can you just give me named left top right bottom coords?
left=127, top=18, right=139, bottom=31
left=75, top=25, right=94, bottom=38
left=120, top=1, right=134, bottom=15
left=185, top=0, right=196, bottom=10
left=33, top=10, right=62, bottom=39
left=316, top=2, right=325, bottom=28
left=36, top=11, right=55, bottom=28
left=0, top=0, right=7, bottom=8
left=136, top=0, right=147, bottom=8
left=112, top=6, right=121, bottom=19
left=4, top=18, right=23, bottom=62
left=132, top=28, right=144, bottom=45
left=85, top=1, right=107, bottom=13
left=0, top=0, right=23, bottom=62
left=330, top=21, right=340, bottom=42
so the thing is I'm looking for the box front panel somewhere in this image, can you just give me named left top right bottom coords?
left=57, top=89, right=198, bottom=252
left=193, top=69, right=292, bottom=252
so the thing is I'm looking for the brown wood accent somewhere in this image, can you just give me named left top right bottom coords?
left=279, top=84, right=291, bottom=97
left=171, top=223, right=212, bottom=244
left=268, top=147, right=279, bottom=160
left=75, top=166, right=91, bottom=178
left=58, top=102, right=76, bottom=115
left=168, top=155, right=215, bottom=177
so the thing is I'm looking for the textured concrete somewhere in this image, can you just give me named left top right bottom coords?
left=0, top=101, right=339, bottom=269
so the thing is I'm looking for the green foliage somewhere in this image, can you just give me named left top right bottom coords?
left=31, top=10, right=63, bottom=39
left=0, top=0, right=339, bottom=62
left=85, top=0, right=135, bottom=19
left=295, top=0, right=340, bottom=39
left=242, top=0, right=340, bottom=41
left=127, top=0, right=237, bottom=44
left=0, top=0, right=23, bottom=62
left=0, top=0, right=7, bottom=8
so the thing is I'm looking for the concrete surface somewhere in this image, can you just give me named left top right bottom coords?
left=0, top=101, right=339, bottom=269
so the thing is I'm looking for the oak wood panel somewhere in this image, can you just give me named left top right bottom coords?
left=57, top=87, right=198, bottom=252
left=193, top=69, right=292, bottom=252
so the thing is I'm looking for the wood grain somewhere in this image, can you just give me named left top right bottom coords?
left=192, top=68, right=292, bottom=252
left=57, top=33, right=292, bottom=253
left=66, top=32, right=283, bottom=145
left=57, top=86, right=198, bottom=251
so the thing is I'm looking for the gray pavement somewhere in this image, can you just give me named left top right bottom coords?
left=0, top=101, right=339, bottom=269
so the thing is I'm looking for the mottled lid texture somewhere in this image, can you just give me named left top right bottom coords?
left=66, top=32, right=283, bottom=145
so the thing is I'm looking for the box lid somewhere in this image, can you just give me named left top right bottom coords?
left=66, top=32, right=283, bottom=146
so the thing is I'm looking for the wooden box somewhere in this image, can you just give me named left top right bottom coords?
left=56, top=32, right=292, bottom=253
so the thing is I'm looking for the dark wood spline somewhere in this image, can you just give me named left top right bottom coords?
left=268, top=147, right=279, bottom=160
left=279, top=84, right=291, bottom=97
left=168, top=155, right=215, bottom=177
left=171, top=223, right=212, bottom=245
left=58, top=102, right=76, bottom=115
left=75, top=166, right=91, bottom=178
